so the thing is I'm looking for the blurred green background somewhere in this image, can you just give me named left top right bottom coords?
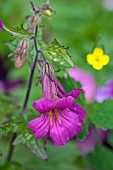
left=0, top=0, right=113, bottom=169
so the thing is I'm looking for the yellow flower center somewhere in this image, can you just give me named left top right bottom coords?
left=49, top=109, right=61, bottom=125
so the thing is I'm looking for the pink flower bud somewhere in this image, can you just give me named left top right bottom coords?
left=15, top=56, right=24, bottom=69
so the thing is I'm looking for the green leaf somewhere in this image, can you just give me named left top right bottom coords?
left=75, top=156, right=90, bottom=169
left=0, top=121, right=22, bottom=136
left=78, top=120, right=88, bottom=140
left=4, top=38, right=20, bottom=52
left=0, top=162, right=28, bottom=170
left=89, top=99, right=113, bottom=130
left=44, top=39, right=74, bottom=67
left=38, top=28, right=47, bottom=49
left=13, top=124, right=48, bottom=160
left=0, top=93, right=20, bottom=123
left=3, top=25, right=32, bottom=38
left=87, top=146, right=113, bottom=170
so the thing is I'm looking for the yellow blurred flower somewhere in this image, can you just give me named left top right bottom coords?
left=86, top=47, right=110, bottom=70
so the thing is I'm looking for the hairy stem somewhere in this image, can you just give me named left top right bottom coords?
left=7, top=25, right=39, bottom=162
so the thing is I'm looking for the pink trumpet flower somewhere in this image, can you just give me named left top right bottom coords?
left=28, top=63, right=87, bottom=147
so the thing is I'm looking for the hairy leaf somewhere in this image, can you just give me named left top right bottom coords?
left=3, top=25, right=31, bottom=38
left=89, top=99, right=113, bottom=130
left=44, top=39, right=74, bottom=67
left=13, top=123, right=48, bottom=160
left=0, top=121, right=22, bottom=136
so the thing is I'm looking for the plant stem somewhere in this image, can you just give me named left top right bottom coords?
left=7, top=25, right=39, bottom=162
left=6, top=133, right=17, bottom=161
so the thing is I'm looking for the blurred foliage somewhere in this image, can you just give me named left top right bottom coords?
left=1, top=0, right=113, bottom=169
left=87, top=146, right=113, bottom=170
left=0, top=92, right=20, bottom=123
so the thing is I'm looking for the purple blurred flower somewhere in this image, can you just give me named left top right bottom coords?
left=0, top=19, right=3, bottom=32
left=0, top=80, right=23, bottom=93
left=103, top=0, right=113, bottom=10
left=95, top=79, right=113, bottom=103
left=68, top=67, right=96, bottom=103
left=77, top=125, right=109, bottom=156
left=28, top=63, right=87, bottom=147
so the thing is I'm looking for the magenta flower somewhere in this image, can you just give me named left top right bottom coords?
left=68, top=67, right=96, bottom=103
left=0, top=19, right=3, bottom=32
left=95, top=79, right=113, bottom=103
left=28, top=63, right=87, bottom=146
left=76, top=125, right=109, bottom=156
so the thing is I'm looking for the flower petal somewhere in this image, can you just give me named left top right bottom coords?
left=56, top=96, right=74, bottom=109
left=32, top=98, right=55, bottom=113
left=50, top=119, right=69, bottom=146
left=93, top=48, right=104, bottom=55
left=59, top=110, right=82, bottom=138
left=101, top=54, right=110, bottom=65
left=95, top=86, right=113, bottom=103
left=67, top=89, right=82, bottom=99
left=92, top=62, right=103, bottom=70
left=28, top=114, right=49, bottom=138
left=106, top=79, right=113, bottom=87
left=70, top=103, right=87, bottom=122
left=87, top=54, right=95, bottom=65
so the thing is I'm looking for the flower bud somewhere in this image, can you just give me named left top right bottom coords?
left=27, top=15, right=39, bottom=31
left=40, top=4, right=53, bottom=17
left=15, top=56, right=24, bottom=69
left=43, top=10, right=52, bottom=17
left=15, top=39, right=30, bottom=69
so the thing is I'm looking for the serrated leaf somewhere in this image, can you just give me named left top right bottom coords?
left=44, top=39, right=74, bottom=67
left=13, top=124, right=48, bottom=160
left=87, top=146, right=113, bottom=170
left=3, top=25, right=32, bottom=38
left=0, top=121, right=22, bottom=136
left=89, top=99, right=113, bottom=130
left=78, top=120, right=88, bottom=140
left=0, top=162, right=28, bottom=170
